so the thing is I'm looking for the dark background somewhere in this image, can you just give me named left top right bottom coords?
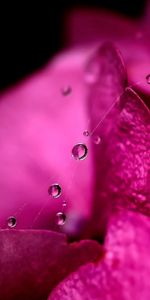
left=1, top=0, right=146, bottom=91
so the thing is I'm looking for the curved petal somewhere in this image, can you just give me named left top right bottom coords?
left=0, top=229, right=102, bottom=300
left=48, top=211, right=150, bottom=300
left=66, top=8, right=150, bottom=102
left=100, top=88, right=150, bottom=216
left=82, top=42, right=127, bottom=239
left=0, top=58, right=93, bottom=231
left=83, top=86, right=150, bottom=239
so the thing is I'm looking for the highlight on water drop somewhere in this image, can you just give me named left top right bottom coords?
left=72, top=143, right=88, bottom=160
left=48, top=183, right=61, bottom=198
left=7, top=216, right=17, bottom=228
left=56, top=212, right=66, bottom=226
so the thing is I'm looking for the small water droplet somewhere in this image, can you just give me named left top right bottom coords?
left=72, top=143, right=88, bottom=160
left=7, top=216, right=17, bottom=228
left=62, top=200, right=67, bottom=207
left=48, top=184, right=61, bottom=198
left=83, top=130, right=90, bottom=137
left=92, top=135, right=101, bottom=145
left=146, top=74, right=150, bottom=84
left=56, top=212, right=66, bottom=226
left=61, top=86, right=72, bottom=96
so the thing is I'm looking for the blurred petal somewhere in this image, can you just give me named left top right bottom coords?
left=66, top=9, right=150, bottom=101
left=0, top=59, right=93, bottom=230
left=86, top=42, right=127, bottom=122
left=0, top=230, right=102, bottom=300
left=49, top=211, right=150, bottom=300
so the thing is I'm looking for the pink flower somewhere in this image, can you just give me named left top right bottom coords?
left=0, top=6, right=150, bottom=300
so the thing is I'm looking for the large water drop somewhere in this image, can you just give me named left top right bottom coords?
left=72, top=143, right=88, bottom=160
left=48, top=184, right=61, bottom=198
left=56, top=212, right=66, bottom=226
left=7, top=216, right=17, bottom=228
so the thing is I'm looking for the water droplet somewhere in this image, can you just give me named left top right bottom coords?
left=48, top=184, right=61, bottom=198
left=56, top=212, right=66, bottom=226
left=7, top=216, right=17, bottom=228
left=83, top=130, right=90, bottom=137
left=92, top=135, right=101, bottom=145
left=72, top=143, right=88, bottom=160
left=146, top=74, right=150, bottom=84
left=61, top=86, right=72, bottom=96
left=62, top=200, right=67, bottom=207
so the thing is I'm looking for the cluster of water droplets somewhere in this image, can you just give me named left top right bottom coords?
left=52, top=71, right=150, bottom=226
left=83, top=130, right=101, bottom=144
left=7, top=70, right=150, bottom=229
left=47, top=182, right=66, bottom=226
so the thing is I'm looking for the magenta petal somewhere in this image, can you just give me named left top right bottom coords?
left=67, top=9, right=150, bottom=102
left=0, top=230, right=102, bottom=300
left=88, top=83, right=150, bottom=239
left=86, top=42, right=127, bottom=121
left=49, top=211, right=150, bottom=300
left=85, top=43, right=127, bottom=237
left=0, top=59, right=93, bottom=230
left=102, top=88, right=150, bottom=215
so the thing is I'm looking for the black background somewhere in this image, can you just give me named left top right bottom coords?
left=0, top=1, right=146, bottom=91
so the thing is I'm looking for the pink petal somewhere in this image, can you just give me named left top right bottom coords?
left=49, top=211, right=150, bottom=300
left=85, top=84, right=150, bottom=239
left=101, top=88, right=150, bottom=215
left=0, top=58, right=93, bottom=230
left=66, top=8, right=150, bottom=101
left=0, top=230, right=102, bottom=300
left=83, top=42, right=127, bottom=238
left=86, top=42, right=127, bottom=122
left=66, top=9, right=138, bottom=46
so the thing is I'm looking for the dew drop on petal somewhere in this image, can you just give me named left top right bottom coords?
left=83, top=130, right=90, bottom=137
left=61, top=86, right=72, bottom=96
left=7, top=216, right=17, bottom=228
left=48, top=184, right=61, bottom=198
left=146, top=74, right=150, bottom=84
left=72, top=143, right=88, bottom=160
left=56, top=212, right=66, bottom=226
left=92, top=135, right=101, bottom=145
left=62, top=200, right=67, bottom=207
